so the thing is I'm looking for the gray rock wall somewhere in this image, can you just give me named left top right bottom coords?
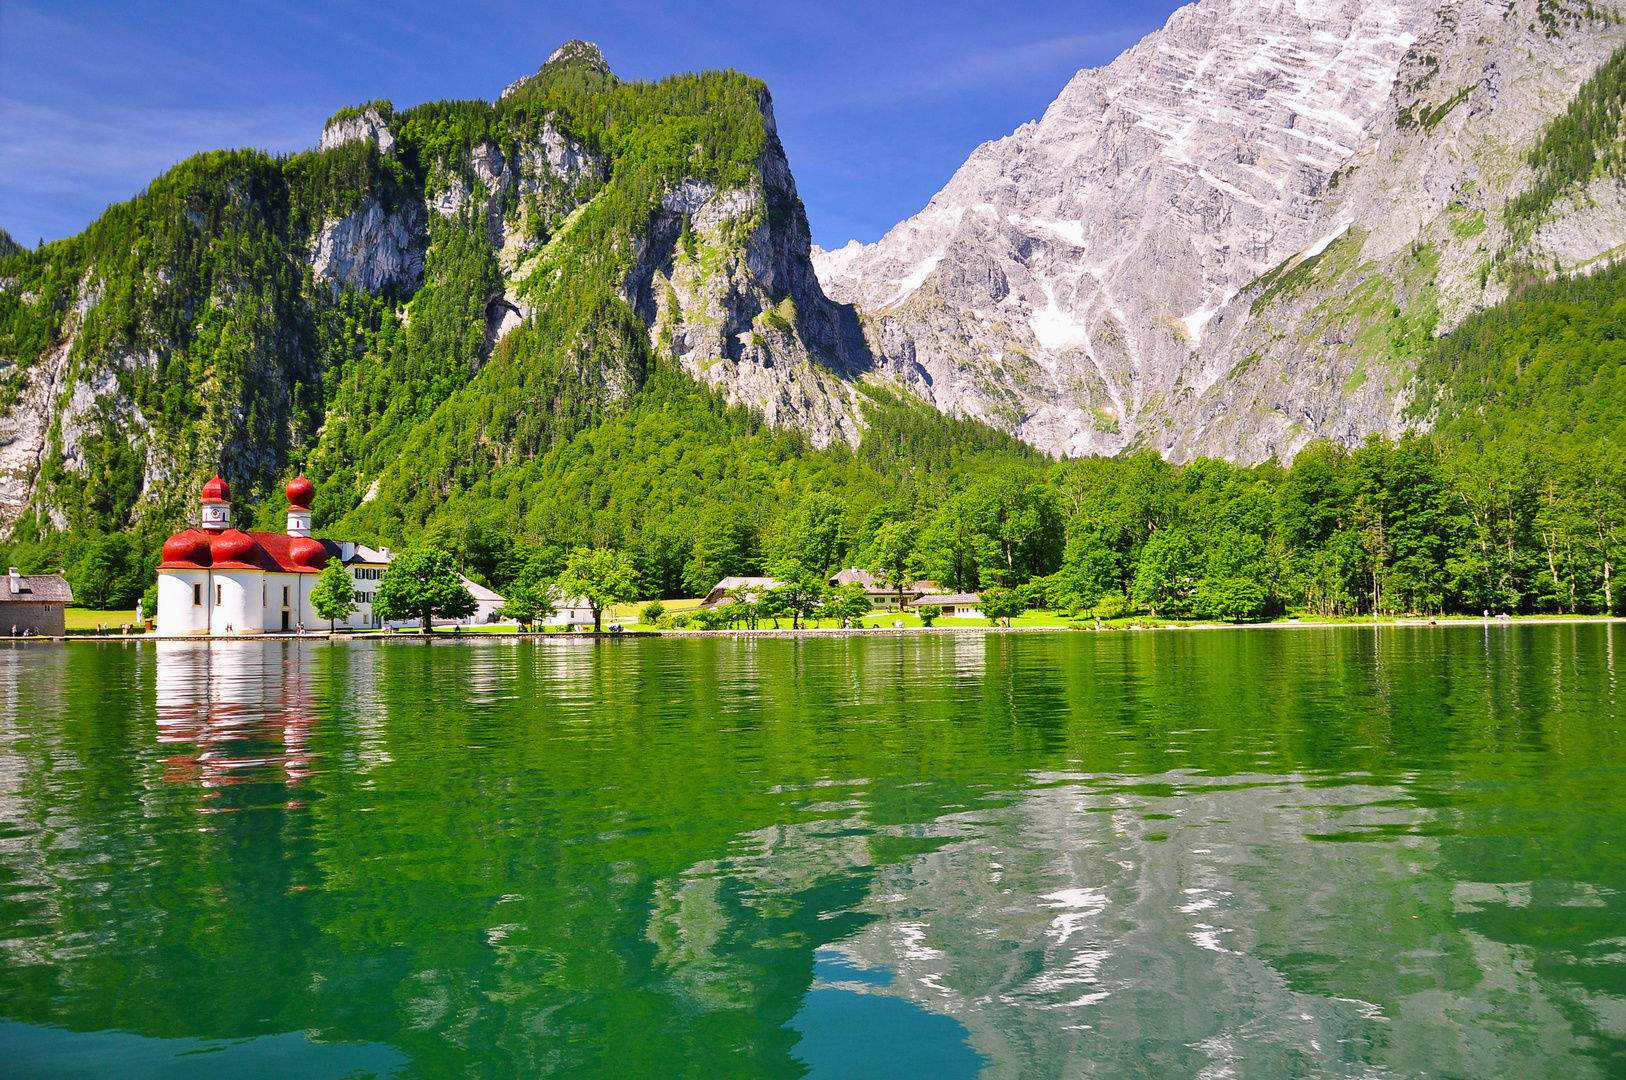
left=816, top=0, right=1626, bottom=463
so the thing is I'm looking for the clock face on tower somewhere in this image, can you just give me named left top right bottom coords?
left=203, top=505, right=229, bottom=526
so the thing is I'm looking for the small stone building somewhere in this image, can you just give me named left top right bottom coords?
left=0, top=568, right=73, bottom=636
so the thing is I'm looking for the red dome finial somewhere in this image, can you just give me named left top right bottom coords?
left=201, top=475, right=231, bottom=502
left=285, top=475, right=316, bottom=509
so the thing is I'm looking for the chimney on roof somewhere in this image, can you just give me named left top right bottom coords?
left=8, top=567, right=18, bottom=594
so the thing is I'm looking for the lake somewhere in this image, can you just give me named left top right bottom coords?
left=1, top=626, right=1623, bottom=1078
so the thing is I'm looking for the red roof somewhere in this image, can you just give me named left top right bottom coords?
left=160, top=528, right=213, bottom=569
left=251, top=532, right=330, bottom=573
left=201, top=475, right=231, bottom=502
left=158, top=530, right=332, bottom=573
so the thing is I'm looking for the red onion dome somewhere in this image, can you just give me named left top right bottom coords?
left=285, top=475, right=315, bottom=509
left=289, top=536, right=328, bottom=570
left=201, top=475, right=231, bottom=502
left=161, top=531, right=211, bottom=567
left=209, top=529, right=257, bottom=566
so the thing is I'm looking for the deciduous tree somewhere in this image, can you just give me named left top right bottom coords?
left=374, top=547, right=477, bottom=632
left=557, top=547, right=639, bottom=633
left=310, top=561, right=357, bottom=631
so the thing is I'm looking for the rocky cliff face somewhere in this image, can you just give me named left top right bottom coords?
left=310, top=198, right=425, bottom=295
left=626, top=105, right=870, bottom=448
left=318, top=106, right=396, bottom=155
left=816, top=0, right=1626, bottom=462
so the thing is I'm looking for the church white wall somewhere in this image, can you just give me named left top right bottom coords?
left=213, top=570, right=261, bottom=634
left=157, top=572, right=210, bottom=636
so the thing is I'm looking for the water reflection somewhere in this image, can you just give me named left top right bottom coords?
left=809, top=770, right=1626, bottom=1078
left=0, top=1021, right=406, bottom=1080
left=792, top=951, right=984, bottom=1080
left=0, top=628, right=1623, bottom=1079
left=154, top=641, right=316, bottom=790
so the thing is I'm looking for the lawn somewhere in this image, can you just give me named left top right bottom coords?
left=64, top=609, right=141, bottom=632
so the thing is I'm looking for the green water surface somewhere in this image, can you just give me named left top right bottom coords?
left=1, top=626, right=1624, bottom=1078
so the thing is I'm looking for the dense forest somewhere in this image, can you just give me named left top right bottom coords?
left=3, top=42, right=1626, bottom=621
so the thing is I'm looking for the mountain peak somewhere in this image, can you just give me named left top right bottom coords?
left=546, top=40, right=610, bottom=73
left=502, top=40, right=615, bottom=99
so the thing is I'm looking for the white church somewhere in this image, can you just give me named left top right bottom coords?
left=155, top=475, right=509, bottom=635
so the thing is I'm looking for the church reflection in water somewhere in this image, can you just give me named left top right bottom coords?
left=154, top=640, right=316, bottom=791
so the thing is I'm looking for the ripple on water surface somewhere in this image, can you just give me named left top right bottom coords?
left=0, top=625, right=1623, bottom=1078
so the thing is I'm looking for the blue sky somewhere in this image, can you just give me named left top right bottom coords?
left=0, top=0, right=1185, bottom=250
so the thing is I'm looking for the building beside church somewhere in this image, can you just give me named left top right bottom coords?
left=0, top=568, right=73, bottom=636
left=156, top=475, right=500, bottom=635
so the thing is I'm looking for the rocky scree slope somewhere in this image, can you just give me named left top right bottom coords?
left=815, top=0, right=1626, bottom=463
left=0, top=41, right=869, bottom=541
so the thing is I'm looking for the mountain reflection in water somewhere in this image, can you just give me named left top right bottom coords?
left=0, top=627, right=1622, bottom=1078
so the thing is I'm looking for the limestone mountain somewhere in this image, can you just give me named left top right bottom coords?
left=815, top=0, right=1626, bottom=462
left=0, top=41, right=869, bottom=541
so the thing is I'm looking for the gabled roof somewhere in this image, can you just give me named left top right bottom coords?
left=828, top=569, right=937, bottom=593
left=703, top=576, right=781, bottom=605
left=2, top=574, right=72, bottom=603
left=252, top=533, right=329, bottom=573
left=916, top=593, right=982, bottom=606
left=346, top=544, right=394, bottom=565
left=462, top=577, right=504, bottom=603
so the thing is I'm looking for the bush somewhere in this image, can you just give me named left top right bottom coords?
left=640, top=600, right=666, bottom=624
left=917, top=604, right=941, bottom=627
left=979, top=587, right=1024, bottom=625
left=1092, top=593, right=1129, bottom=620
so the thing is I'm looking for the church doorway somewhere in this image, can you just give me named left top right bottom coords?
left=281, top=611, right=290, bottom=632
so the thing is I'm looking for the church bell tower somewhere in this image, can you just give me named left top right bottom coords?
left=199, top=475, right=232, bottom=532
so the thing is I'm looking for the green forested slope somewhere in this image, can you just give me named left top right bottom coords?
left=1413, top=259, right=1626, bottom=447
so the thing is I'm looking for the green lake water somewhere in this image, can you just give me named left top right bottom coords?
left=1, top=626, right=1624, bottom=1078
